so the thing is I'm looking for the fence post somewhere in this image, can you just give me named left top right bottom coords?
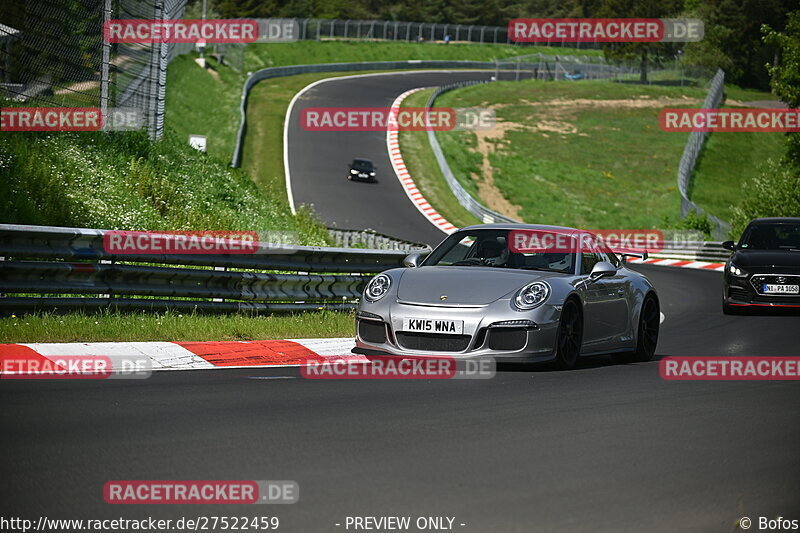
left=100, top=0, right=112, bottom=130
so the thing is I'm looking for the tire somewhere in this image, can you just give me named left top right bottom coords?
left=634, top=295, right=660, bottom=361
left=614, top=295, right=660, bottom=364
left=554, top=299, right=583, bottom=370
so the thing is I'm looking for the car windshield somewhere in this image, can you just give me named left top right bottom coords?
left=423, top=229, right=576, bottom=274
left=352, top=159, right=373, bottom=170
left=739, top=222, right=800, bottom=250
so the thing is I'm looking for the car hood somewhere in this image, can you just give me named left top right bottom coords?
left=732, top=250, right=800, bottom=273
left=396, top=266, right=562, bottom=306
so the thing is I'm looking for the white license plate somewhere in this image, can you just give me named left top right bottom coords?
left=402, top=318, right=464, bottom=335
left=763, top=284, right=799, bottom=294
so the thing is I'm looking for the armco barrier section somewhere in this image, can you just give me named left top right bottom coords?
left=676, top=68, right=730, bottom=240
left=0, top=224, right=417, bottom=315
left=327, top=228, right=430, bottom=251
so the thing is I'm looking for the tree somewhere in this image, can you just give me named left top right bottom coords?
left=596, top=0, right=684, bottom=82
left=763, top=10, right=800, bottom=168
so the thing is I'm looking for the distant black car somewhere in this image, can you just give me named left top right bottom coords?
left=348, top=158, right=376, bottom=182
left=722, top=217, right=800, bottom=314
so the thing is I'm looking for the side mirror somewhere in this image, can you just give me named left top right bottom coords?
left=589, top=261, right=616, bottom=281
left=722, top=240, right=735, bottom=251
left=403, top=252, right=422, bottom=268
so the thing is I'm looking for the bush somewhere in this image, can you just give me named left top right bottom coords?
left=730, top=159, right=800, bottom=238
left=674, top=211, right=714, bottom=239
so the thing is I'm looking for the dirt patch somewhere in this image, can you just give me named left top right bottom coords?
left=470, top=120, right=524, bottom=219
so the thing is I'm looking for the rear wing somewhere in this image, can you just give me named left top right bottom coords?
left=614, top=248, right=649, bottom=261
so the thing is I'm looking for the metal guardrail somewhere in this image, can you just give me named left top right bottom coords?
left=677, top=68, right=730, bottom=240
left=327, top=228, right=430, bottom=251
left=426, top=80, right=520, bottom=224
left=649, top=241, right=731, bottom=262
left=0, top=224, right=413, bottom=315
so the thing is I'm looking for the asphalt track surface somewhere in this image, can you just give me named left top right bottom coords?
left=2, top=72, right=800, bottom=532
left=287, top=70, right=530, bottom=246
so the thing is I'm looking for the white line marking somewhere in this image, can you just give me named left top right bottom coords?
left=282, top=70, right=486, bottom=216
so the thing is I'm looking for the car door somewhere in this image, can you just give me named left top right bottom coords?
left=579, top=249, right=630, bottom=348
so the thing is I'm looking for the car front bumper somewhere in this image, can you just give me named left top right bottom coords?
left=354, top=300, right=561, bottom=362
left=725, top=273, right=800, bottom=308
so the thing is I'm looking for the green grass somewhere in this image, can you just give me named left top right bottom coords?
left=244, top=40, right=600, bottom=72
left=418, top=79, right=780, bottom=230
left=0, top=128, right=328, bottom=243
left=165, top=54, right=245, bottom=163
left=166, top=40, right=599, bottom=168
left=0, top=310, right=355, bottom=343
left=430, top=79, right=709, bottom=228
left=690, top=130, right=785, bottom=222
left=398, top=89, right=480, bottom=229
left=689, top=84, right=785, bottom=222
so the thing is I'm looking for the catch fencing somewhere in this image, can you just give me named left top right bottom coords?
left=676, top=68, right=730, bottom=239
left=297, top=19, right=601, bottom=49
left=0, top=224, right=415, bottom=315
left=0, top=0, right=188, bottom=140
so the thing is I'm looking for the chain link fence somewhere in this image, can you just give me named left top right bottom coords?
left=0, top=0, right=188, bottom=139
left=298, top=19, right=603, bottom=49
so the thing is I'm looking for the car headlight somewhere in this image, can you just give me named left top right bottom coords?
left=364, top=274, right=392, bottom=302
left=350, top=169, right=358, bottom=174
left=369, top=171, right=376, bottom=176
left=728, top=263, right=747, bottom=277
left=513, top=281, right=550, bottom=311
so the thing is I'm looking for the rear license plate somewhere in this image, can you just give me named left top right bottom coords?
left=402, top=318, right=464, bottom=334
left=763, top=284, right=799, bottom=294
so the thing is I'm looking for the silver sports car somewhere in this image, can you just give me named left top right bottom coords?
left=354, top=224, right=660, bottom=369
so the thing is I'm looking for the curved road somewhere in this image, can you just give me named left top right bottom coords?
left=287, top=70, right=525, bottom=246
left=2, top=72, right=799, bottom=532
